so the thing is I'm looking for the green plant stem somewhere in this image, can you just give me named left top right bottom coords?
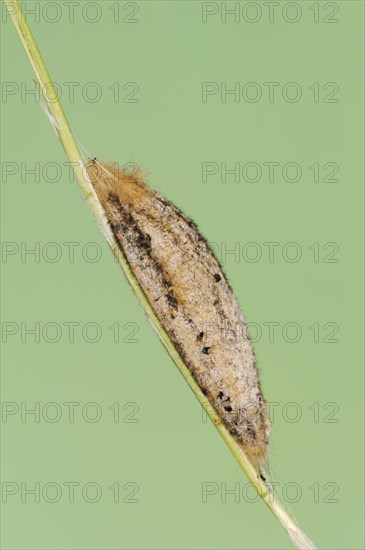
left=3, top=1, right=316, bottom=548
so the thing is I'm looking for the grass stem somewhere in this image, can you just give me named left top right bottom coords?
left=3, top=1, right=316, bottom=548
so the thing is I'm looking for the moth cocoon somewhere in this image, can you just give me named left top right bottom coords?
left=87, top=160, right=271, bottom=467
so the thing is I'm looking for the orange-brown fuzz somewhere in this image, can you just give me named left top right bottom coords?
left=87, top=161, right=271, bottom=467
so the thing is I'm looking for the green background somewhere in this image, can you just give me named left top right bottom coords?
left=1, top=1, right=364, bottom=549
